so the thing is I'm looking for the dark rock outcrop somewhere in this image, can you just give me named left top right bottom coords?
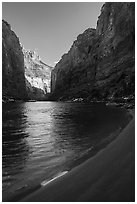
left=2, top=20, right=27, bottom=101
left=23, top=49, right=52, bottom=100
left=51, top=3, right=135, bottom=101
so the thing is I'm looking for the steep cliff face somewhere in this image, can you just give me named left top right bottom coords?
left=51, top=28, right=97, bottom=99
left=94, top=3, right=135, bottom=99
left=2, top=20, right=27, bottom=101
left=51, top=2, right=135, bottom=101
left=23, top=49, right=52, bottom=100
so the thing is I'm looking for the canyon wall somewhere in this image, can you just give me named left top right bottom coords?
left=51, top=2, right=135, bottom=101
left=2, top=20, right=52, bottom=101
left=2, top=20, right=27, bottom=101
left=23, top=49, right=52, bottom=100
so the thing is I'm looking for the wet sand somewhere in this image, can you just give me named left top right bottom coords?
left=19, top=109, right=135, bottom=202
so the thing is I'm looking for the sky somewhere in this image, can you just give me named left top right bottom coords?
left=2, top=2, right=104, bottom=67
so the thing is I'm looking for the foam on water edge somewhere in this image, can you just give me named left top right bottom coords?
left=41, top=171, right=68, bottom=187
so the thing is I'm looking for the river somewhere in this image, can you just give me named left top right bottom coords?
left=2, top=101, right=131, bottom=199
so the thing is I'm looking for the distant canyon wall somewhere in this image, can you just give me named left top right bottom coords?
left=23, top=49, right=52, bottom=100
left=51, top=2, right=135, bottom=101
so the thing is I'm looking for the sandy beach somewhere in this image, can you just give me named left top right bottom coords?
left=17, top=109, right=135, bottom=202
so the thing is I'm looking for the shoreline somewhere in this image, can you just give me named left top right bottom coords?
left=5, top=108, right=134, bottom=202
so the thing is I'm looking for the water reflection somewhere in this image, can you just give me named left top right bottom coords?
left=2, top=102, right=131, bottom=197
left=50, top=102, right=130, bottom=162
left=2, top=103, right=30, bottom=194
left=3, top=103, right=29, bottom=164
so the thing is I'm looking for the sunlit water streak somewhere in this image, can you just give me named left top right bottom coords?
left=2, top=101, right=131, bottom=197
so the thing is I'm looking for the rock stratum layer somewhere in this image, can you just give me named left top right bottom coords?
left=2, top=20, right=27, bottom=100
left=51, top=3, right=135, bottom=101
left=23, top=49, right=52, bottom=100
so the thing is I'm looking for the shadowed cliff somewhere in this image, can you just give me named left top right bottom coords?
left=51, top=3, right=135, bottom=102
left=2, top=20, right=27, bottom=101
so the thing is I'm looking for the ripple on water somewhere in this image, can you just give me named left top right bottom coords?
left=2, top=102, right=131, bottom=197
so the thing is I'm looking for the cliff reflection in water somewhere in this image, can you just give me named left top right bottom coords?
left=2, top=102, right=131, bottom=197
left=2, top=103, right=29, bottom=169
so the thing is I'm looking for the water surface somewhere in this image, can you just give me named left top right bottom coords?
left=2, top=101, right=131, bottom=198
